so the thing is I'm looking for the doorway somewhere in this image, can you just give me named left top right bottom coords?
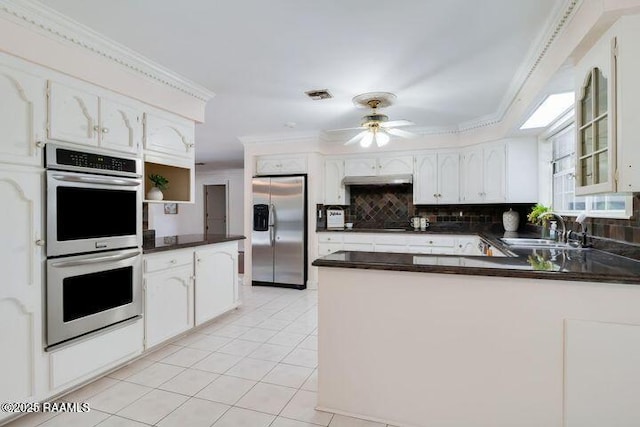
left=204, top=184, right=228, bottom=234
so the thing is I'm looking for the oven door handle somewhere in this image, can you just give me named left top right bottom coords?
left=50, top=250, right=141, bottom=268
left=51, top=174, right=141, bottom=187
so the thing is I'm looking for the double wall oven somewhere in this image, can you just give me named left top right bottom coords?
left=45, top=144, right=143, bottom=349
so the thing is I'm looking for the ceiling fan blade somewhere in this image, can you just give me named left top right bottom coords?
left=375, top=130, right=390, bottom=147
left=326, top=125, right=366, bottom=134
left=387, top=128, right=418, bottom=139
left=344, top=130, right=368, bottom=146
left=380, top=119, right=414, bottom=128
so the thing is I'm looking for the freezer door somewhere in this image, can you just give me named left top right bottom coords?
left=252, top=178, right=273, bottom=283
left=271, top=176, right=306, bottom=286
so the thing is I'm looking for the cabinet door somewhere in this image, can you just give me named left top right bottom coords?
left=0, top=167, right=44, bottom=405
left=460, top=148, right=484, bottom=202
left=256, top=156, right=306, bottom=175
left=279, top=157, right=307, bottom=174
left=144, top=113, right=195, bottom=158
left=194, top=244, right=238, bottom=326
left=144, top=266, right=194, bottom=348
left=413, top=154, right=438, bottom=204
left=324, top=159, right=347, bottom=205
left=318, top=243, right=343, bottom=256
left=0, top=64, right=46, bottom=166
left=455, top=237, right=481, bottom=255
left=345, top=158, right=377, bottom=176
left=437, top=153, right=460, bottom=203
left=378, top=156, right=414, bottom=175
left=99, top=98, right=142, bottom=154
left=483, top=144, right=506, bottom=202
left=48, top=81, right=99, bottom=146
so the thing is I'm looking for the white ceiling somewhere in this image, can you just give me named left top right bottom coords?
left=41, top=0, right=564, bottom=169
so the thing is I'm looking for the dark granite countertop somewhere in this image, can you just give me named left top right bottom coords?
left=143, top=234, right=245, bottom=254
left=313, top=227, right=640, bottom=285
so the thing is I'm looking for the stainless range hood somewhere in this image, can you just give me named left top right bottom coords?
left=341, top=174, right=413, bottom=186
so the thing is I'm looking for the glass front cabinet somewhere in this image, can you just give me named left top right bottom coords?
left=575, top=37, right=617, bottom=195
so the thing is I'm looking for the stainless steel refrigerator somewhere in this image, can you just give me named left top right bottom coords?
left=252, top=175, right=307, bottom=289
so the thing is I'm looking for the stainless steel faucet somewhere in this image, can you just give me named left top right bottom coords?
left=539, top=211, right=567, bottom=243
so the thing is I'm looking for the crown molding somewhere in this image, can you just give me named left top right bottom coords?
left=0, top=0, right=215, bottom=102
left=239, top=131, right=320, bottom=145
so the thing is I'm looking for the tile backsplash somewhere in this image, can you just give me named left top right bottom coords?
left=341, top=185, right=533, bottom=230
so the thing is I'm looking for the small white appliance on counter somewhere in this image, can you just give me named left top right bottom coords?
left=326, top=208, right=345, bottom=230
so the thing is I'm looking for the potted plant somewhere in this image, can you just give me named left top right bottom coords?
left=147, top=174, right=169, bottom=200
left=527, top=203, right=551, bottom=226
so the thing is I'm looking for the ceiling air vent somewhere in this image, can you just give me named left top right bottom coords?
left=305, top=89, right=332, bottom=100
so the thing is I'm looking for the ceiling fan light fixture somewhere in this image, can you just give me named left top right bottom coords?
left=375, top=130, right=390, bottom=147
left=360, top=132, right=374, bottom=148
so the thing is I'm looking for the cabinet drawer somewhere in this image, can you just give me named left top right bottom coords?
left=144, top=251, right=193, bottom=273
left=318, top=243, right=343, bottom=255
left=407, top=235, right=456, bottom=247
left=343, top=233, right=376, bottom=244
left=318, top=233, right=344, bottom=243
left=344, top=243, right=374, bottom=251
left=375, top=244, right=408, bottom=253
left=374, top=234, right=409, bottom=245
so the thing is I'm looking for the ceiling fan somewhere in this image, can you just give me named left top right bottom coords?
left=338, top=92, right=418, bottom=147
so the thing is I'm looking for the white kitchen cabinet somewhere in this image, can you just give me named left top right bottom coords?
left=505, top=138, right=538, bottom=203
left=194, top=242, right=238, bottom=326
left=414, top=152, right=459, bottom=204
left=0, top=166, right=45, bottom=408
left=324, top=158, right=348, bottom=205
left=144, top=112, right=195, bottom=158
left=256, top=155, right=307, bottom=175
left=455, top=236, right=482, bottom=255
left=345, top=157, right=377, bottom=176
left=0, top=63, right=47, bottom=166
left=460, top=143, right=505, bottom=203
left=144, top=254, right=194, bottom=349
left=344, top=155, right=413, bottom=177
left=48, top=81, right=143, bottom=154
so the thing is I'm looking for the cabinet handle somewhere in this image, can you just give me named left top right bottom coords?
left=93, top=125, right=100, bottom=132
left=101, top=127, right=109, bottom=134
left=35, top=239, right=45, bottom=246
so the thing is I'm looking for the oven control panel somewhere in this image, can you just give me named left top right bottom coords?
left=52, top=147, right=138, bottom=175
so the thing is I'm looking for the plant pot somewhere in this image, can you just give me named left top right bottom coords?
left=146, top=186, right=164, bottom=201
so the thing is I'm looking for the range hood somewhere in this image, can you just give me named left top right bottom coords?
left=341, top=174, right=413, bottom=186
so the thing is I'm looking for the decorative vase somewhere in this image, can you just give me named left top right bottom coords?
left=502, top=208, right=520, bottom=232
left=146, top=186, right=164, bottom=201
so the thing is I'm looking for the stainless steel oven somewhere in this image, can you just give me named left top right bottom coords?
left=46, top=144, right=142, bottom=257
left=46, top=248, right=142, bottom=347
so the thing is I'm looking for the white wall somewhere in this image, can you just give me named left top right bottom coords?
left=148, top=169, right=245, bottom=248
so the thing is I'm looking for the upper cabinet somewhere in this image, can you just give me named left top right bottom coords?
left=48, top=82, right=142, bottom=154
left=575, top=14, right=640, bottom=194
left=344, top=155, right=413, bottom=177
left=460, top=143, right=506, bottom=203
left=414, top=152, right=459, bottom=204
left=143, top=112, right=195, bottom=159
left=256, top=155, right=307, bottom=175
left=0, top=63, right=47, bottom=167
left=324, top=158, right=348, bottom=205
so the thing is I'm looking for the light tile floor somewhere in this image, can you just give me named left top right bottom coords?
left=6, top=283, right=395, bottom=427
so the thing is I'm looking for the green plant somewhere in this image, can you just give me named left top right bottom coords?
left=148, top=174, right=169, bottom=191
left=527, top=254, right=556, bottom=271
left=527, top=203, right=550, bottom=226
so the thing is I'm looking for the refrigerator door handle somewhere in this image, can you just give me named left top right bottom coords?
left=269, top=204, right=275, bottom=246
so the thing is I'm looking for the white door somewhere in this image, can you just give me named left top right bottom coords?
left=324, top=159, right=347, bottom=205
left=0, top=167, right=44, bottom=405
left=194, top=244, right=237, bottom=325
left=205, top=184, right=227, bottom=234
left=378, top=156, right=414, bottom=175
left=345, top=158, right=377, bottom=176
left=144, top=113, right=195, bottom=158
left=48, top=81, right=99, bottom=146
left=460, top=147, right=483, bottom=202
left=483, top=144, right=506, bottom=202
left=144, top=266, right=194, bottom=348
left=0, top=64, right=46, bottom=166
left=413, top=154, right=438, bottom=204
left=438, top=153, right=460, bottom=203
left=99, top=98, right=142, bottom=154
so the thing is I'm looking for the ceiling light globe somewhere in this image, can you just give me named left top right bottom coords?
left=375, top=131, right=390, bottom=146
left=360, top=133, right=374, bottom=148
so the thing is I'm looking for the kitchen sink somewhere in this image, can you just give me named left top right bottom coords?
left=499, top=237, right=580, bottom=249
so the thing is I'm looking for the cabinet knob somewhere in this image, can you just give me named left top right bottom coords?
left=93, top=125, right=101, bottom=132
left=170, top=259, right=177, bottom=264
left=35, top=239, right=45, bottom=246
left=438, top=194, right=442, bottom=197
left=101, top=127, right=109, bottom=134
left=35, top=140, right=45, bottom=148
left=433, top=193, right=438, bottom=198
left=429, top=240, right=433, bottom=244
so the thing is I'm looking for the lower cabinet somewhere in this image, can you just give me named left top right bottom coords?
left=144, top=263, right=194, bottom=348
left=143, top=242, right=240, bottom=349
left=194, top=242, right=238, bottom=326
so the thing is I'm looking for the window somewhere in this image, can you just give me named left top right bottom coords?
left=549, top=121, right=632, bottom=218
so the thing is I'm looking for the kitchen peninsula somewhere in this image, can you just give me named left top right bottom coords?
left=313, top=236, right=640, bottom=427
